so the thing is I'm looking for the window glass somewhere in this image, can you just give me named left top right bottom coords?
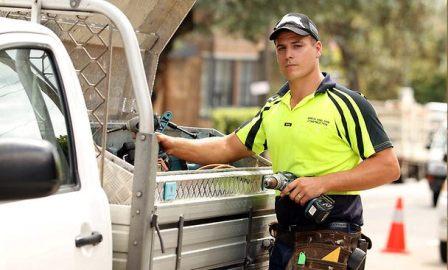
left=0, top=48, right=74, bottom=186
left=201, top=57, right=259, bottom=113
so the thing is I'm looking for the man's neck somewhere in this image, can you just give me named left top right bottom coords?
left=289, top=70, right=325, bottom=108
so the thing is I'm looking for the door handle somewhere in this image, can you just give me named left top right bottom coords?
left=75, top=231, right=103, bottom=248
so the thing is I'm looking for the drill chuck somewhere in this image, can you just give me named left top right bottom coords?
left=262, top=172, right=296, bottom=191
left=263, top=175, right=287, bottom=190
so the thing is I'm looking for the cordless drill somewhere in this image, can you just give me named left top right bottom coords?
left=263, top=171, right=335, bottom=224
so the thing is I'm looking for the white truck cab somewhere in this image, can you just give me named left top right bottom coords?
left=0, top=1, right=275, bottom=269
left=0, top=17, right=112, bottom=269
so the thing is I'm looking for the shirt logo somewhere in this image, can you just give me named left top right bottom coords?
left=284, top=122, right=292, bottom=127
left=307, top=117, right=330, bottom=126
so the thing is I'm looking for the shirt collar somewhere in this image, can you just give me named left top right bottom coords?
left=276, top=72, right=336, bottom=97
left=315, top=72, right=336, bottom=94
left=280, top=90, right=316, bottom=110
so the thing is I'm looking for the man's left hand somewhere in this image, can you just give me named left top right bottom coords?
left=280, top=177, right=327, bottom=206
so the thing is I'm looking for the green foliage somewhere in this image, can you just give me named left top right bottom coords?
left=412, top=71, right=447, bottom=103
left=57, top=135, right=69, bottom=158
left=211, top=107, right=259, bottom=134
left=196, top=0, right=446, bottom=102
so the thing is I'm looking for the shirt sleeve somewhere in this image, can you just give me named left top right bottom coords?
left=329, top=87, right=393, bottom=159
left=234, top=108, right=267, bottom=155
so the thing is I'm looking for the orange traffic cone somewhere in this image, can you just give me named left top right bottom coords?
left=382, top=197, right=408, bottom=253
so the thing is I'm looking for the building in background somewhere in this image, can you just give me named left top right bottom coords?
left=153, top=27, right=274, bottom=127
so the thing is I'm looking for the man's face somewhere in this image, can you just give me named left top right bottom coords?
left=274, top=31, right=322, bottom=82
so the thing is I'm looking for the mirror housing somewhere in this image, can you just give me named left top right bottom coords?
left=0, top=139, right=61, bottom=200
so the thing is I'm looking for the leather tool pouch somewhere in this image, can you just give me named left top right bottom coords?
left=348, top=234, right=372, bottom=270
left=286, top=230, right=361, bottom=270
left=358, top=233, right=372, bottom=251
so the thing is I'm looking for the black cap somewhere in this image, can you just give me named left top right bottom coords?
left=269, top=13, right=319, bottom=41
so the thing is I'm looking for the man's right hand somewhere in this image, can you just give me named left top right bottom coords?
left=280, top=177, right=326, bottom=206
left=156, top=133, right=176, bottom=155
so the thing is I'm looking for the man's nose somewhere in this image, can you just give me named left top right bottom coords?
left=285, top=47, right=293, bottom=59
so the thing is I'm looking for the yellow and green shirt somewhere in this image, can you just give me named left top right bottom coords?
left=235, top=73, right=392, bottom=226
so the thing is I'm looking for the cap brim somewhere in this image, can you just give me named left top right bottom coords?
left=269, top=25, right=310, bottom=40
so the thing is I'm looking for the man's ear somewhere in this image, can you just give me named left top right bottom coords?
left=314, top=40, right=322, bottom=58
left=315, top=40, right=322, bottom=58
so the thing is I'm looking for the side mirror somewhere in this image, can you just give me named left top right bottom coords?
left=0, top=138, right=61, bottom=200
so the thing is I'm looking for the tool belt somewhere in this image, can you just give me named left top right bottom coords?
left=269, top=222, right=371, bottom=270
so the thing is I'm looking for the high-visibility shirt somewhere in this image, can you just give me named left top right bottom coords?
left=236, top=73, right=392, bottom=196
left=236, top=73, right=392, bottom=226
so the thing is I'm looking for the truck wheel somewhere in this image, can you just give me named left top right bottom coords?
left=433, top=190, right=440, bottom=207
left=440, top=240, right=447, bottom=263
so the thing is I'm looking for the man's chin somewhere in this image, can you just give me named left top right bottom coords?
left=284, top=73, right=302, bottom=81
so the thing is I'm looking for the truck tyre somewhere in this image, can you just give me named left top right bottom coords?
left=433, top=190, right=440, bottom=207
left=440, top=240, right=447, bottom=263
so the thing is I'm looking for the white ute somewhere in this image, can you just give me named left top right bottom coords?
left=0, top=17, right=112, bottom=270
left=0, top=1, right=275, bottom=269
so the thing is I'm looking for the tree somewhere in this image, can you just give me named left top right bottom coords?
left=196, top=0, right=446, bottom=101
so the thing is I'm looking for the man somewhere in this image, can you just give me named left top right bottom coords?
left=158, top=13, right=400, bottom=270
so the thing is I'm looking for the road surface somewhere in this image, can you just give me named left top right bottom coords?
left=362, top=179, right=446, bottom=269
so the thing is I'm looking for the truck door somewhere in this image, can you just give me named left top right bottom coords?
left=0, top=30, right=112, bottom=270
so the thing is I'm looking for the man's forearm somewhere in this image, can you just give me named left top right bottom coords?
left=281, top=148, right=400, bottom=204
left=322, top=148, right=400, bottom=193
left=167, top=137, right=226, bottom=164
left=164, top=134, right=252, bottom=165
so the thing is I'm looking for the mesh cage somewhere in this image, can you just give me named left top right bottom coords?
left=101, top=152, right=270, bottom=205
left=155, top=170, right=269, bottom=203
left=1, top=8, right=117, bottom=182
